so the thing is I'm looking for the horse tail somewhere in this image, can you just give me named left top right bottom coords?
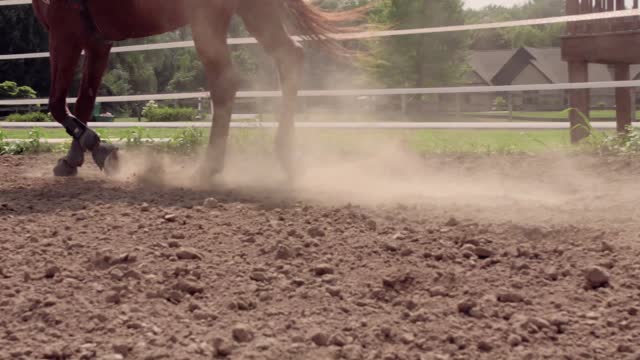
left=280, top=0, right=370, bottom=57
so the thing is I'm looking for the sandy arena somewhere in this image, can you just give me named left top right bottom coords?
left=1, top=140, right=640, bottom=359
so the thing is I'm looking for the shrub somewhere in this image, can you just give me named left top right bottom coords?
left=0, top=81, right=37, bottom=99
left=143, top=106, right=197, bottom=122
left=5, top=112, right=52, bottom=122
left=493, top=96, right=507, bottom=111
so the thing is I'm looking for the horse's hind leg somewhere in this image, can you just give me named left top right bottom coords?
left=238, top=0, right=304, bottom=177
left=75, top=41, right=119, bottom=173
left=190, top=2, right=239, bottom=177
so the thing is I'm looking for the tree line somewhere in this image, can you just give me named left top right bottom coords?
left=0, top=0, right=562, bottom=114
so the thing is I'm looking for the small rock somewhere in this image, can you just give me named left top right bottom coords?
left=330, top=333, right=348, bottom=347
left=105, top=291, right=121, bottom=304
left=112, top=343, right=131, bottom=357
left=585, top=266, right=610, bottom=289
left=473, top=247, right=495, bottom=259
left=307, top=226, right=326, bottom=238
left=617, top=344, right=633, bottom=353
left=340, top=345, right=362, bottom=360
left=140, top=203, right=150, bottom=212
left=601, top=241, right=614, bottom=252
left=544, top=267, right=559, bottom=281
left=365, top=219, right=377, bottom=231
left=428, top=286, right=448, bottom=297
left=164, top=214, right=178, bottom=222
left=497, top=292, right=524, bottom=303
left=312, top=264, right=335, bottom=277
left=44, top=266, right=60, bottom=279
left=275, top=245, right=294, bottom=260
left=310, top=330, right=330, bottom=346
left=171, top=232, right=185, bottom=240
left=326, top=286, right=342, bottom=297
left=212, top=337, right=233, bottom=357
left=445, top=217, right=459, bottom=226
left=457, top=299, right=477, bottom=315
left=477, top=340, right=493, bottom=352
left=203, top=198, right=218, bottom=208
left=102, top=354, right=124, bottom=360
left=176, top=248, right=203, bottom=261
left=173, top=280, right=204, bottom=295
left=507, top=334, right=521, bottom=347
left=249, top=272, right=269, bottom=282
left=232, top=324, right=254, bottom=343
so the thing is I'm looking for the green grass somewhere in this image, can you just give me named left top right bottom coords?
left=1, top=128, right=179, bottom=139
left=2, top=126, right=618, bottom=155
left=466, top=110, right=640, bottom=120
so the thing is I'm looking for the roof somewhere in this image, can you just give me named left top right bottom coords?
left=468, top=49, right=516, bottom=84
left=468, top=47, right=640, bottom=85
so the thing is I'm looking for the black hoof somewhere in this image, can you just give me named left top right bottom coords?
left=92, top=143, right=120, bottom=175
left=53, top=158, right=78, bottom=177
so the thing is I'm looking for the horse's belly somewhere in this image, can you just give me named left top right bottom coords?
left=89, top=0, right=189, bottom=41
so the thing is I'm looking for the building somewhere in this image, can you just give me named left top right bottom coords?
left=461, top=47, right=640, bottom=112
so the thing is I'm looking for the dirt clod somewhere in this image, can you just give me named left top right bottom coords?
left=310, top=330, right=330, bottom=346
left=585, top=266, right=610, bottom=289
left=231, top=324, right=254, bottom=343
left=203, top=198, right=218, bottom=208
left=312, top=264, right=335, bottom=277
left=175, top=248, right=203, bottom=260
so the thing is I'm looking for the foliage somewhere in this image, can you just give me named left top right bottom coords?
left=119, top=127, right=155, bottom=147
left=493, top=96, right=507, bottom=111
left=141, top=100, right=159, bottom=117
left=143, top=106, right=197, bottom=122
left=5, top=111, right=52, bottom=122
left=464, top=0, right=565, bottom=50
left=0, top=127, right=55, bottom=155
left=0, top=81, right=37, bottom=99
left=164, top=127, right=206, bottom=153
left=583, top=127, right=640, bottom=155
left=361, top=0, right=469, bottom=88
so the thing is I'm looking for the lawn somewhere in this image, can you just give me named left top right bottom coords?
left=465, top=109, right=640, bottom=120
left=1, top=127, right=580, bottom=154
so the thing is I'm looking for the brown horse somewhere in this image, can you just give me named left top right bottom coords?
left=31, top=0, right=362, bottom=177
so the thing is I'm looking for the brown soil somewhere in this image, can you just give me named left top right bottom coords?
left=1, top=150, right=640, bottom=360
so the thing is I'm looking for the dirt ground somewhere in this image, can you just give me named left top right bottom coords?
left=1, top=147, right=640, bottom=360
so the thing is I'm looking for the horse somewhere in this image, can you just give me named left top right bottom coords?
left=31, top=0, right=363, bottom=177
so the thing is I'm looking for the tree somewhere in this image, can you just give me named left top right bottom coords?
left=0, top=5, right=50, bottom=95
left=362, top=0, right=470, bottom=88
left=465, top=0, right=565, bottom=50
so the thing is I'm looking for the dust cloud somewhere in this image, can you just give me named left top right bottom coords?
left=107, top=129, right=640, bottom=233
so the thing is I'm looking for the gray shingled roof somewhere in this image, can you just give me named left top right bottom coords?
left=468, top=49, right=516, bottom=84
left=469, top=47, right=640, bottom=85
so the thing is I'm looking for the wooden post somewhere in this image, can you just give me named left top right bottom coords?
left=615, top=64, right=633, bottom=134
left=508, top=93, right=513, bottom=121
left=568, top=61, right=591, bottom=143
left=566, top=0, right=579, bottom=33
left=400, top=94, right=407, bottom=115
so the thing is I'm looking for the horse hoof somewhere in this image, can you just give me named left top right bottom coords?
left=92, top=143, right=120, bottom=175
left=53, top=158, right=78, bottom=177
